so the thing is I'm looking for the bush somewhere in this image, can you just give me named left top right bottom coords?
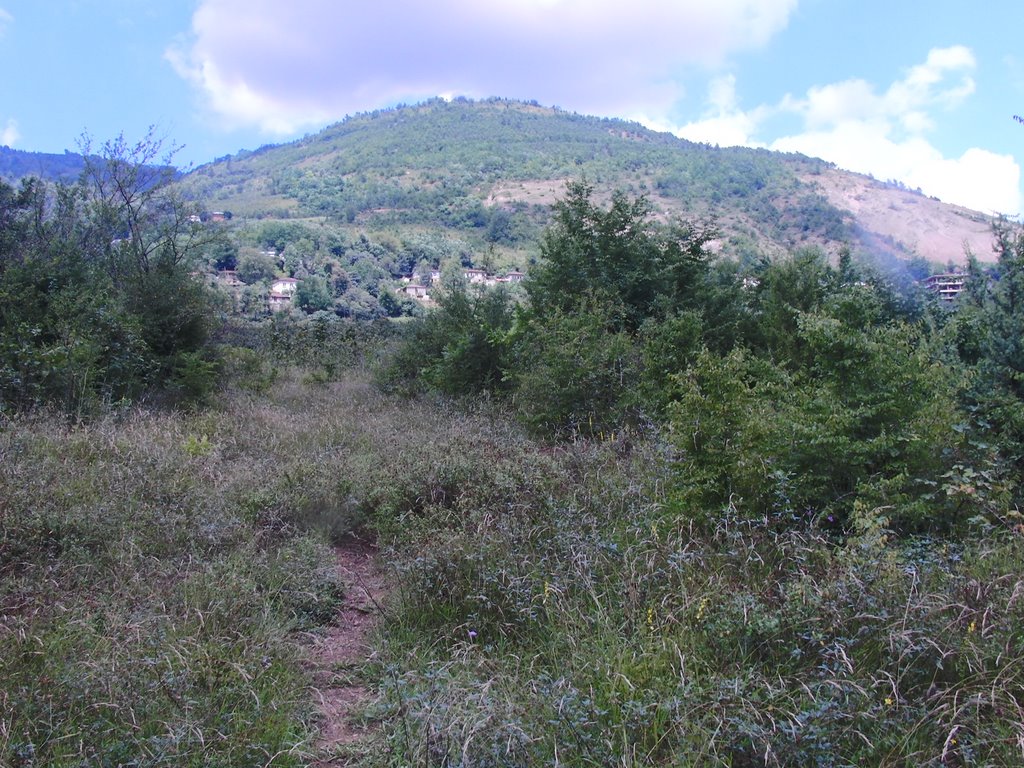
left=513, top=293, right=644, bottom=436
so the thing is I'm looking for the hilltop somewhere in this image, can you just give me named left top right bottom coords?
left=179, top=97, right=999, bottom=266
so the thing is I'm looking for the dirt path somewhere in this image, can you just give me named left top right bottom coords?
left=308, top=536, right=386, bottom=766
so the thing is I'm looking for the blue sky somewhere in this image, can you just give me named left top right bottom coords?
left=2, top=0, right=1022, bottom=214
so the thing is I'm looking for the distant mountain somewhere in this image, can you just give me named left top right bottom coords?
left=0, top=146, right=86, bottom=184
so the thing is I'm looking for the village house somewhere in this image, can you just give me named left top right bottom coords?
left=463, top=268, right=488, bottom=284
left=268, top=292, right=292, bottom=312
left=922, top=272, right=967, bottom=301
left=404, top=283, right=429, bottom=300
left=268, top=277, right=300, bottom=312
left=271, top=277, right=300, bottom=295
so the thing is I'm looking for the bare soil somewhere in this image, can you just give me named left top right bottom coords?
left=803, top=167, right=999, bottom=265
left=307, top=536, right=387, bottom=765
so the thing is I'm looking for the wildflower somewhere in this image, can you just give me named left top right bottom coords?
left=695, top=596, right=710, bottom=622
left=967, top=620, right=976, bottom=634
left=884, top=697, right=894, bottom=706
left=646, top=606, right=655, bottom=632
left=467, top=629, right=477, bottom=641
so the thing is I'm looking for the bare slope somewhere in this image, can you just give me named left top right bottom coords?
left=806, top=167, right=999, bottom=264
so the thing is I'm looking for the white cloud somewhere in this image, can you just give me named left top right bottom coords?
left=2, top=118, right=20, bottom=147
left=660, top=46, right=1021, bottom=215
left=662, top=74, right=766, bottom=147
left=168, top=0, right=798, bottom=135
left=0, top=8, right=12, bottom=37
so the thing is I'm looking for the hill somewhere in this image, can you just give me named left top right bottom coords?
left=0, top=146, right=86, bottom=184
left=181, top=97, right=1000, bottom=266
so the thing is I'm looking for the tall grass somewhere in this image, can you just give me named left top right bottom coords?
left=0, top=365, right=389, bottom=765
left=4, top=327, right=1023, bottom=765
left=360, top=424, right=1024, bottom=767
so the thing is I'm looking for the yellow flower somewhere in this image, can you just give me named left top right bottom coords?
left=884, top=697, right=894, bottom=706
left=967, top=620, right=976, bottom=634
left=646, top=606, right=655, bottom=632
left=695, top=596, right=710, bottom=622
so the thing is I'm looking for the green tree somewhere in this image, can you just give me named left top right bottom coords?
left=669, top=290, right=962, bottom=531
left=295, top=276, right=333, bottom=313
left=236, top=247, right=277, bottom=283
left=513, top=292, right=641, bottom=436
left=0, top=130, right=218, bottom=413
left=526, top=180, right=715, bottom=332
left=968, top=226, right=1024, bottom=504
left=381, top=283, right=514, bottom=396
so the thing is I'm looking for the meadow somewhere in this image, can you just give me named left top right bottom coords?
left=3, top=326, right=1023, bottom=766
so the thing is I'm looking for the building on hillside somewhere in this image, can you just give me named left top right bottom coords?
left=271, top=277, right=300, bottom=295
left=504, top=270, right=525, bottom=283
left=463, top=268, right=487, bottom=284
left=268, top=292, right=293, bottom=312
left=267, top=277, right=299, bottom=312
left=404, top=283, right=429, bottom=300
left=922, top=272, right=967, bottom=301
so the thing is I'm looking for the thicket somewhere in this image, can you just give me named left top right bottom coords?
left=0, top=131, right=220, bottom=415
left=384, top=181, right=1024, bottom=537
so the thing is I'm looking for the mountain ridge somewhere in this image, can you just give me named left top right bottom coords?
left=5, top=98, right=1004, bottom=266
left=181, top=98, right=1002, bottom=266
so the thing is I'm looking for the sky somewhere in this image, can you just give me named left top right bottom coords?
left=2, top=0, right=1023, bottom=215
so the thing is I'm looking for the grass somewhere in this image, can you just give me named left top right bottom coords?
left=356, top=420, right=1024, bottom=766
left=3, top=331, right=1024, bottom=766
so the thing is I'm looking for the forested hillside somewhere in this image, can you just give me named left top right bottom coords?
left=0, top=146, right=87, bottom=184
left=180, top=98, right=996, bottom=268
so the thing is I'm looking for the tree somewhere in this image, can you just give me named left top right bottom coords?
left=0, top=129, right=218, bottom=413
left=80, top=130, right=216, bottom=378
left=236, top=247, right=277, bottom=283
left=669, top=305, right=961, bottom=532
left=513, top=292, right=642, bottom=435
left=78, top=128, right=208, bottom=280
left=526, top=180, right=715, bottom=332
left=380, top=282, right=515, bottom=396
left=207, top=237, right=238, bottom=270
left=967, top=225, right=1024, bottom=503
left=981, top=226, right=1024, bottom=398
left=295, top=276, right=333, bottom=313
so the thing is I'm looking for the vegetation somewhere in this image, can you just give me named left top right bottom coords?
left=0, top=130, right=219, bottom=414
left=3, top=119, right=1024, bottom=765
left=365, top=186, right=1024, bottom=766
left=179, top=98, right=858, bottom=262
